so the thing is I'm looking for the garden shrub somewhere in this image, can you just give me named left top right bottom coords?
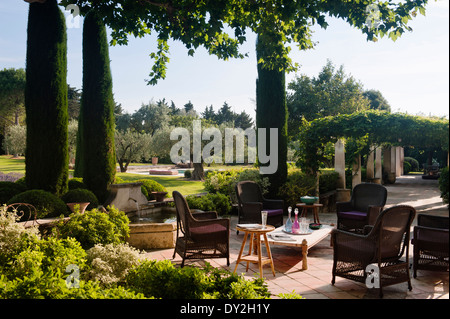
left=204, top=168, right=270, bottom=203
left=404, top=157, right=420, bottom=172
left=186, top=193, right=232, bottom=216
left=184, top=169, right=192, bottom=179
left=0, top=206, right=41, bottom=267
left=85, top=243, right=143, bottom=287
left=8, top=236, right=87, bottom=281
left=0, top=181, right=26, bottom=205
left=14, top=177, right=27, bottom=188
left=0, top=274, right=145, bottom=299
left=278, top=169, right=317, bottom=207
left=439, top=166, right=449, bottom=207
left=137, top=179, right=167, bottom=201
left=319, top=170, right=339, bottom=193
left=61, top=188, right=99, bottom=210
left=0, top=206, right=143, bottom=299
left=7, top=189, right=68, bottom=219
left=403, top=161, right=412, bottom=175
left=55, top=206, right=130, bottom=250
left=68, top=177, right=87, bottom=190
left=124, top=260, right=270, bottom=299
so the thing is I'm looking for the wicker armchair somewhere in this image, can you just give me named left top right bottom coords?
left=332, top=205, right=416, bottom=298
left=336, top=183, right=387, bottom=232
left=412, top=214, right=449, bottom=277
left=172, top=191, right=230, bottom=267
left=235, top=181, right=284, bottom=230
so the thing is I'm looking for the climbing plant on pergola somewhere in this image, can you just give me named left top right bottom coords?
left=297, top=110, right=449, bottom=175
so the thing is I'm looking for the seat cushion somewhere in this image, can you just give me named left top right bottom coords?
left=338, top=211, right=367, bottom=221
left=190, top=224, right=228, bottom=241
left=265, top=209, right=283, bottom=217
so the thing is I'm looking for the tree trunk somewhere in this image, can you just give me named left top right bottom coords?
left=25, top=0, right=68, bottom=196
left=191, top=162, right=204, bottom=181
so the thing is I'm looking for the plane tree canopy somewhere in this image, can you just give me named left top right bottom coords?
left=60, top=0, right=428, bottom=82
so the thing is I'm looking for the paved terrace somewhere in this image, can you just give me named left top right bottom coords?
left=143, top=175, right=449, bottom=299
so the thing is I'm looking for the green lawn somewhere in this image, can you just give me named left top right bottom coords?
left=0, top=155, right=26, bottom=174
left=0, top=155, right=204, bottom=195
left=117, top=172, right=205, bottom=196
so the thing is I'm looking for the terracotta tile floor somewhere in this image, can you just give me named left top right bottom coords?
left=142, top=175, right=449, bottom=299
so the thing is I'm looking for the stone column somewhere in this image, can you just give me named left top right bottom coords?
left=352, top=154, right=361, bottom=189
left=366, top=146, right=375, bottom=181
left=374, top=147, right=382, bottom=184
left=334, top=139, right=346, bottom=189
left=335, top=139, right=350, bottom=202
left=383, top=147, right=396, bottom=184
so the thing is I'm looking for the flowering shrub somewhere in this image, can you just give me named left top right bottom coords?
left=0, top=206, right=40, bottom=266
left=85, top=243, right=143, bottom=286
left=0, top=172, right=24, bottom=182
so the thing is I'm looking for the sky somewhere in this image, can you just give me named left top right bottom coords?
left=0, top=0, right=449, bottom=121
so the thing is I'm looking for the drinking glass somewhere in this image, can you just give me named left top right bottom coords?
left=261, top=210, right=268, bottom=229
left=300, top=217, right=308, bottom=233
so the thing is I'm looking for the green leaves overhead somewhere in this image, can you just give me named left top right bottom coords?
left=61, top=0, right=428, bottom=83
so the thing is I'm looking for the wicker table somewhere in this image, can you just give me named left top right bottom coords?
left=233, top=224, right=276, bottom=278
left=267, top=224, right=334, bottom=270
left=296, top=203, right=323, bottom=224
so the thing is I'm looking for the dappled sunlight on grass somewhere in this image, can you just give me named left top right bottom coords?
left=116, top=172, right=205, bottom=196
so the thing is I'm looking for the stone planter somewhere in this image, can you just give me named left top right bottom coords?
left=151, top=191, right=167, bottom=202
left=66, top=202, right=90, bottom=214
left=152, top=157, right=158, bottom=165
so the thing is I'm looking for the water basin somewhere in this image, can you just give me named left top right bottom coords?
left=127, top=207, right=177, bottom=250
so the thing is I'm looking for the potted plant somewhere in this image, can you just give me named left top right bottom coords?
left=151, top=191, right=167, bottom=202
left=61, top=189, right=99, bottom=213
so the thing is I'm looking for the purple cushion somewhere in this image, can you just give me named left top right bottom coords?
left=265, top=209, right=283, bottom=216
left=190, top=224, right=228, bottom=241
left=338, top=210, right=367, bottom=221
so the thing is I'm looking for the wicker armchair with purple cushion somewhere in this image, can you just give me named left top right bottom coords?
left=172, top=191, right=230, bottom=267
left=412, top=214, right=449, bottom=278
left=336, top=183, right=387, bottom=233
left=235, top=181, right=284, bottom=231
left=332, top=205, right=416, bottom=298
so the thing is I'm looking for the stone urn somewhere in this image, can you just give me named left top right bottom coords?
left=151, top=191, right=167, bottom=202
left=66, top=202, right=90, bottom=214
left=152, top=157, right=158, bottom=165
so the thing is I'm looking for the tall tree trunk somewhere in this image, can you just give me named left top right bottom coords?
left=80, top=10, right=116, bottom=202
left=255, top=33, right=288, bottom=196
left=25, top=0, right=68, bottom=196
left=191, top=162, right=205, bottom=181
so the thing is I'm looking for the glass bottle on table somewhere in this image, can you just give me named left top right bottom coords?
left=285, top=206, right=293, bottom=233
left=292, top=208, right=300, bottom=234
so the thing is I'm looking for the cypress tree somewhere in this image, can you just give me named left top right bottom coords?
left=255, top=34, right=288, bottom=195
left=79, top=10, right=116, bottom=202
left=25, top=0, right=68, bottom=196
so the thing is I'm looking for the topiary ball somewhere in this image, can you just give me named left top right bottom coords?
left=7, top=189, right=68, bottom=219
left=61, top=188, right=99, bottom=211
left=0, top=181, right=26, bottom=205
